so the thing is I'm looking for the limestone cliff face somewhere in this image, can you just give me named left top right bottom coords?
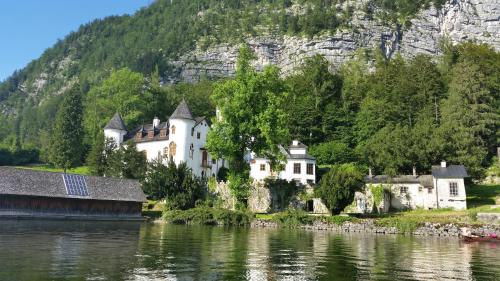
left=172, top=0, right=499, bottom=82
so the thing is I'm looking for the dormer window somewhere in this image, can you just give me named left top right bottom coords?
left=147, top=130, right=154, bottom=140
left=171, top=125, right=176, bottom=135
left=135, top=131, right=142, bottom=141
left=160, top=129, right=167, bottom=138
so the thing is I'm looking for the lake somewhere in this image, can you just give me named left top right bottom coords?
left=0, top=220, right=499, bottom=281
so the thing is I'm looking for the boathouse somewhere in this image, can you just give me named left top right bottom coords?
left=0, top=167, right=146, bottom=220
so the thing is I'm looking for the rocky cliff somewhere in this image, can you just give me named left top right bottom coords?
left=173, top=0, right=499, bottom=82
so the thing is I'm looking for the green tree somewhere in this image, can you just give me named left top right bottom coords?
left=309, top=141, right=355, bottom=166
left=439, top=62, right=499, bottom=178
left=84, top=68, right=150, bottom=140
left=142, top=158, right=205, bottom=210
left=49, top=87, right=85, bottom=172
left=316, top=164, right=364, bottom=215
left=86, top=133, right=117, bottom=176
left=105, top=142, right=147, bottom=179
left=206, top=45, right=289, bottom=201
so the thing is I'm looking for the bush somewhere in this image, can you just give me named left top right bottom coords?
left=217, top=167, right=229, bottom=181
left=316, top=164, right=364, bottom=214
left=163, top=206, right=252, bottom=226
left=272, top=209, right=314, bottom=228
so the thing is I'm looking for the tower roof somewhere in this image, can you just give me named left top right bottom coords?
left=104, top=112, right=127, bottom=131
left=170, top=99, right=194, bottom=120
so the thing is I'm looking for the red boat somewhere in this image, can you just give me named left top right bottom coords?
left=461, top=235, right=500, bottom=243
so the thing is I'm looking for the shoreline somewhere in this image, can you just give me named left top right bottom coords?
left=154, top=217, right=500, bottom=238
left=250, top=219, right=500, bottom=237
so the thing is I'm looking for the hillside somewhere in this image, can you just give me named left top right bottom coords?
left=0, top=0, right=498, bottom=178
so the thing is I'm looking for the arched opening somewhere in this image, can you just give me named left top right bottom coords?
left=169, top=142, right=177, bottom=157
left=202, top=150, right=208, bottom=167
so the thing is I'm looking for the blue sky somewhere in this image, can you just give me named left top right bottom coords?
left=0, top=0, right=151, bottom=81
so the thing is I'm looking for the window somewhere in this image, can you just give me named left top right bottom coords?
left=418, top=186, right=423, bottom=192
left=189, top=144, right=194, bottom=159
left=197, top=132, right=201, bottom=139
left=191, top=128, right=194, bottom=136
left=293, top=163, right=301, bottom=174
left=163, top=147, right=168, bottom=156
left=171, top=125, right=176, bottom=134
left=135, top=131, right=142, bottom=141
left=212, top=158, right=216, bottom=165
left=260, top=164, right=266, bottom=171
left=169, top=142, right=176, bottom=157
left=160, top=129, right=167, bottom=137
left=306, top=163, right=314, bottom=175
left=428, top=188, right=432, bottom=194
left=400, top=186, right=408, bottom=194
left=449, top=182, right=458, bottom=197
left=147, top=130, right=154, bottom=139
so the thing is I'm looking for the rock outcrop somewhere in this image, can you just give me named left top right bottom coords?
left=172, top=0, right=500, bottom=82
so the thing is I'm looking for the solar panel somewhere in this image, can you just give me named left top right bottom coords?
left=62, top=174, right=89, bottom=197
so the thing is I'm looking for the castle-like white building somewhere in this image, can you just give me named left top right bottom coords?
left=105, top=100, right=316, bottom=184
left=248, top=140, right=316, bottom=185
left=104, top=100, right=225, bottom=178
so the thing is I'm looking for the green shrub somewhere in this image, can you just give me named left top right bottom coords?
left=321, top=215, right=357, bottom=225
left=163, top=206, right=252, bottom=226
left=272, top=209, right=314, bottom=228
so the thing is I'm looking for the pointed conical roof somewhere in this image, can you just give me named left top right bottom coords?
left=104, top=112, right=127, bottom=131
left=170, top=99, right=194, bottom=120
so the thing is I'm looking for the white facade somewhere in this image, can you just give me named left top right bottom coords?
left=248, top=140, right=316, bottom=185
left=434, top=177, right=467, bottom=210
left=358, top=161, right=468, bottom=212
left=104, top=100, right=225, bottom=179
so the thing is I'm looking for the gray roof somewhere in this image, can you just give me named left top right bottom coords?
left=365, top=175, right=430, bottom=185
left=278, top=145, right=315, bottom=160
left=170, top=99, right=194, bottom=120
left=289, top=141, right=308, bottom=149
left=0, top=167, right=146, bottom=202
left=432, top=165, right=468, bottom=178
left=104, top=112, right=127, bottom=131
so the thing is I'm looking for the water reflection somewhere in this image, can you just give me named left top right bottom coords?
left=0, top=220, right=498, bottom=281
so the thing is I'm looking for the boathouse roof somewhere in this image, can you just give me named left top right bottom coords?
left=0, top=167, right=146, bottom=202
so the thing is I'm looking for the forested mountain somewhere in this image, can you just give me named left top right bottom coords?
left=0, top=0, right=498, bottom=179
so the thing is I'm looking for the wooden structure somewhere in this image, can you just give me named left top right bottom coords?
left=0, top=167, right=146, bottom=220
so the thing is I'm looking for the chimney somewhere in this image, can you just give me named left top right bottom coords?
left=441, top=161, right=447, bottom=168
left=413, top=166, right=417, bottom=176
left=292, top=140, right=299, bottom=146
left=368, top=167, right=373, bottom=177
left=153, top=117, right=160, bottom=128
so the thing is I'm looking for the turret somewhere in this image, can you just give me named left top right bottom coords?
left=168, top=99, right=196, bottom=164
left=104, top=112, right=127, bottom=146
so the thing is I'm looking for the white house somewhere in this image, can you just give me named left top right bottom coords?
left=355, top=161, right=468, bottom=212
left=104, top=100, right=225, bottom=178
left=248, top=140, right=316, bottom=185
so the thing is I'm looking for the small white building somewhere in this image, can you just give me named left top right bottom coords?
left=248, top=140, right=316, bottom=185
left=104, top=100, right=225, bottom=178
left=355, top=161, right=468, bottom=212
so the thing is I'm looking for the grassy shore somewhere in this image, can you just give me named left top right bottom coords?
left=15, top=164, right=91, bottom=175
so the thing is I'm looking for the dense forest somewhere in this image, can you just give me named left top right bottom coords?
left=0, top=0, right=497, bottom=180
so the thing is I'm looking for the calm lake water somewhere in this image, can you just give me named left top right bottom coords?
left=0, top=220, right=499, bottom=281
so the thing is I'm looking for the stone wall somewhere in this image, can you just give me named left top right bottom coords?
left=251, top=219, right=500, bottom=237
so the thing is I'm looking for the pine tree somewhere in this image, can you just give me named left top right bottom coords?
left=49, top=87, right=85, bottom=172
